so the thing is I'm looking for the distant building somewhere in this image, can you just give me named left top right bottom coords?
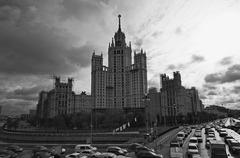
left=20, top=114, right=30, bottom=120
left=91, top=15, right=147, bottom=110
left=146, top=71, right=203, bottom=125
left=36, top=91, right=48, bottom=118
left=147, top=88, right=161, bottom=126
left=29, top=109, right=36, bottom=117
left=160, top=72, right=192, bottom=117
left=36, top=77, right=92, bottom=118
left=204, top=106, right=227, bottom=117
left=74, top=91, right=92, bottom=112
left=187, top=87, right=202, bottom=115
left=47, top=77, right=75, bottom=118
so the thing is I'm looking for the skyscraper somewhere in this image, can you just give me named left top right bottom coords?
left=91, top=15, right=147, bottom=110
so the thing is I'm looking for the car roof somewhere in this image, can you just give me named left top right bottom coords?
left=75, top=144, right=92, bottom=147
left=99, top=152, right=116, bottom=156
left=229, top=139, right=238, bottom=143
left=189, top=143, right=198, bottom=147
left=107, top=146, right=121, bottom=149
left=68, top=153, right=80, bottom=156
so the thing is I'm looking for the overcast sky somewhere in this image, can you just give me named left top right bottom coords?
left=1, top=0, right=240, bottom=115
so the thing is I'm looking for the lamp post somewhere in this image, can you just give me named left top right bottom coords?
left=90, top=107, right=93, bottom=144
left=164, top=107, right=167, bottom=127
left=142, top=94, right=150, bottom=133
left=173, top=104, right=177, bottom=125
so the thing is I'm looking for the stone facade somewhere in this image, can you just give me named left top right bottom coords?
left=91, top=15, right=147, bottom=109
left=37, top=77, right=92, bottom=118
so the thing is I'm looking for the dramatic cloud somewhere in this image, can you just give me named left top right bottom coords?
left=231, top=86, right=240, bottom=94
left=205, top=64, right=240, bottom=83
left=191, top=55, right=205, bottom=63
left=0, top=4, right=95, bottom=75
left=6, top=85, right=47, bottom=101
left=207, top=91, right=217, bottom=96
left=1, top=0, right=240, bottom=114
left=199, top=95, right=207, bottom=100
left=166, top=54, right=204, bottom=71
left=219, top=56, right=232, bottom=65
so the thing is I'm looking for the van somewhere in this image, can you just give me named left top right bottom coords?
left=210, top=140, right=228, bottom=158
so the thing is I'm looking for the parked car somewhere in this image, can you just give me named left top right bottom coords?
left=106, top=146, right=127, bottom=156
left=78, top=150, right=100, bottom=157
left=74, top=144, right=97, bottom=153
left=5, top=145, right=23, bottom=153
left=32, top=146, right=54, bottom=158
left=91, top=152, right=116, bottom=158
left=65, top=153, right=81, bottom=158
left=135, top=145, right=155, bottom=154
left=127, top=143, right=143, bottom=152
left=136, top=150, right=163, bottom=158
left=0, top=149, right=17, bottom=158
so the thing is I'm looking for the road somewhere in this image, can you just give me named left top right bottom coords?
left=152, top=118, right=240, bottom=158
left=2, top=118, right=240, bottom=158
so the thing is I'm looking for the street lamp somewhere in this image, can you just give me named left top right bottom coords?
left=90, top=106, right=93, bottom=144
left=173, top=104, right=177, bottom=125
left=142, top=94, right=150, bottom=133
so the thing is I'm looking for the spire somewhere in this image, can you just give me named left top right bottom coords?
left=118, top=14, right=121, bottom=31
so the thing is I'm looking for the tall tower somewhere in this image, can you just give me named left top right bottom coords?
left=91, top=53, right=107, bottom=108
left=108, top=14, right=132, bottom=108
left=91, top=15, right=147, bottom=110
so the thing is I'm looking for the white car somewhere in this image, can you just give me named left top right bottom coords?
left=206, top=137, right=216, bottom=149
left=74, top=144, right=97, bottom=153
left=176, top=132, right=185, bottom=146
left=79, top=150, right=101, bottom=157
left=187, top=143, right=199, bottom=156
left=65, top=152, right=81, bottom=158
left=189, top=137, right=198, bottom=145
left=93, top=152, right=117, bottom=158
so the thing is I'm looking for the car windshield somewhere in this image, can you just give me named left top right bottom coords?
left=232, top=142, right=240, bottom=146
left=178, top=134, right=184, bottom=137
left=190, top=139, right=197, bottom=143
left=170, top=143, right=179, bottom=147
left=189, top=146, right=197, bottom=150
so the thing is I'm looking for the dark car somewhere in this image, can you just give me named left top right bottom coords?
left=229, top=139, right=240, bottom=155
left=127, top=143, right=143, bottom=152
left=224, top=135, right=234, bottom=144
left=0, top=149, right=17, bottom=158
left=106, top=146, right=126, bottom=156
left=135, top=146, right=155, bottom=154
left=5, top=145, right=23, bottom=153
left=136, top=150, right=163, bottom=158
left=32, top=146, right=54, bottom=158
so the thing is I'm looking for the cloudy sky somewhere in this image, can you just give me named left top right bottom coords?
left=1, top=0, right=240, bottom=115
